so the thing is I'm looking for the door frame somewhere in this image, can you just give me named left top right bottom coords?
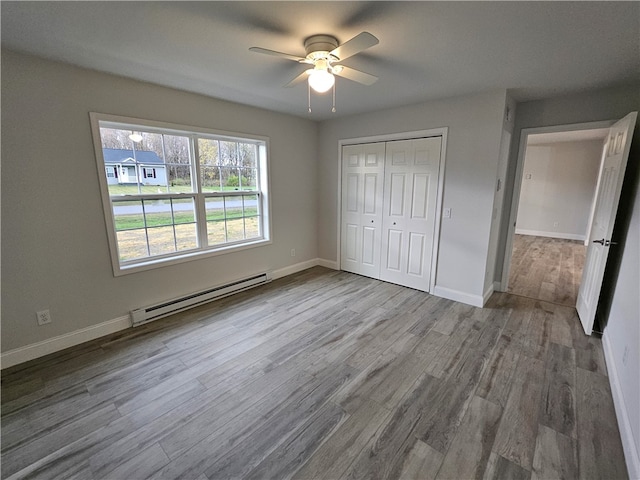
left=337, top=127, right=448, bottom=293
left=499, top=120, right=615, bottom=292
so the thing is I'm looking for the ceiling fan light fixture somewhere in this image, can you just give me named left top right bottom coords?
left=308, top=69, right=335, bottom=93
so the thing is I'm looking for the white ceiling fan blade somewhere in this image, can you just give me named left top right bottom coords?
left=330, top=32, right=379, bottom=61
left=249, top=47, right=308, bottom=63
left=333, top=66, right=378, bottom=86
left=284, top=69, right=312, bottom=88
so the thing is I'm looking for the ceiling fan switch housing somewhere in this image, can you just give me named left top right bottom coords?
left=304, top=35, right=339, bottom=57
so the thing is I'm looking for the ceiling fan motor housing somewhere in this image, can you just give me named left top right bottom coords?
left=304, top=35, right=339, bottom=61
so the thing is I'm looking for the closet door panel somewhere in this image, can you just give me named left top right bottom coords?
left=386, top=229, right=403, bottom=271
left=407, top=232, right=426, bottom=276
left=380, top=137, right=441, bottom=291
left=340, top=143, right=385, bottom=278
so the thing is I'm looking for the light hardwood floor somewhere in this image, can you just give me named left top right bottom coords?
left=508, top=235, right=587, bottom=306
left=1, top=267, right=626, bottom=479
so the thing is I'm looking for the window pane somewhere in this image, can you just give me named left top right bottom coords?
left=207, top=220, right=226, bottom=245
left=219, top=141, right=238, bottom=166
left=175, top=223, right=198, bottom=251
left=172, top=198, right=195, bottom=224
left=226, top=218, right=245, bottom=242
left=239, top=168, right=258, bottom=190
left=113, top=200, right=145, bottom=230
left=221, top=168, right=242, bottom=190
left=164, top=135, right=190, bottom=164
left=167, top=164, right=193, bottom=193
left=147, top=226, right=177, bottom=256
left=100, top=127, right=137, bottom=150
left=217, top=167, right=237, bottom=191
left=238, top=143, right=257, bottom=168
left=136, top=132, right=165, bottom=160
left=143, top=199, right=173, bottom=227
left=243, top=194, right=259, bottom=217
left=117, top=229, right=148, bottom=261
left=201, top=166, right=222, bottom=192
left=245, top=216, right=260, bottom=239
left=225, top=196, right=243, bottom=219
left=198, top=138, right=219, bottom=165
left=205, top=197, right=224, bottom=221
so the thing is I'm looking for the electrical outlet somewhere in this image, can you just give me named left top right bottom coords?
left=36, top=309, right=52, bottom=326
left=525, top=173, right=532, bottom=180
left=623, top=346, right=629, bottom=366
left=290, top=248, right=296, bottom=257
left=443, top=208, right=451, bottom=219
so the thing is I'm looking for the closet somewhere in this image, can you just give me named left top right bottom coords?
left=340, top=136, right=442, bottom=291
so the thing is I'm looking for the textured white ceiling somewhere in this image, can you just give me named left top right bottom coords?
left=2, top=1, right=639, bottom=120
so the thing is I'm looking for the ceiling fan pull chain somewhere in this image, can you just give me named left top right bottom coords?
left=332, top=83, right=336, bottom=113
left=308, top=82, right=312, bottom=113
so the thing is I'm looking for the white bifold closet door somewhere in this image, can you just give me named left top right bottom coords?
left=341, top=137, right=442, bottom=292
left=341, top=142, right=385, bottom=279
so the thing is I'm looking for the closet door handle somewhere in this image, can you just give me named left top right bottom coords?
left=593, top=238, right=605, bottom=245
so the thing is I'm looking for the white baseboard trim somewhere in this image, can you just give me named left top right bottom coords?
left=515, top=229, right=586, bottom=242
left=483, top=284, right=495, bottom=306
left=2, top=259, right=339, bottom=370
left=317, top=258, right=338, bottom=270
left=602, top=333, right=640, bottom=480
left=493, top=281, right=504, bottom=293
left=272, top=258, right=322, bottom=279
left=272, top=258, right=338, bottom=280
left=1, top=315, right=131, bottom=370
left=432, top=285, right=484, bottom=307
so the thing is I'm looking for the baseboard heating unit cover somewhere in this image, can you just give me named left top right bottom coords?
left=130, top=272, right=272, bottom=326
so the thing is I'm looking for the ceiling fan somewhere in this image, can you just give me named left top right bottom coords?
left=250, top=32, right=379, bottom=111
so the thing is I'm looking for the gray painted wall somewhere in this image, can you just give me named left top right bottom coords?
left=604, top=164, right=640, bottom=474
left=1, top=50, right=318, bottom=351
left=317, top=91, right=508, bottom=301
left=516, top=139, right=603, bottom=240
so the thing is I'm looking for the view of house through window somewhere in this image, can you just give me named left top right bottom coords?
left=91, top=114, right=269, bottom=274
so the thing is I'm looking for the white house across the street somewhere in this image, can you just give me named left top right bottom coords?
left=102, top=148, right=167, bottom=186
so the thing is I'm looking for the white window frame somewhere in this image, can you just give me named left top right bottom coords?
left=90, top=112, right=271, bottom=276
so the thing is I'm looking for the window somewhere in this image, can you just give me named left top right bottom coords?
left=90, top=113, right=270, bottom=275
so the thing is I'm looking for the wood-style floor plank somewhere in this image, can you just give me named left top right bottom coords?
left=531, top=424, right=578, bottom=480
left=292, top=399, right=391, bottom=480
left=576, top=367, right=627, bottom=480
left=508, top=235, right=586, bottom=306
left=0, top=267, right=627, bottom=480
left=492, top=353, right=545, bottom=470
left=435, top=395, right=502, bottom=479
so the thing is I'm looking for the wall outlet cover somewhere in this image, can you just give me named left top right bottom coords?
left=36, top=309, right=52, bottom=326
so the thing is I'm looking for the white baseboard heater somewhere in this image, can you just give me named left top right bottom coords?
left=130, top=272, right=272, bottom=327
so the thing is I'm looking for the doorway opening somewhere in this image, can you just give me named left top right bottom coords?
left=502, top=123, right=611, bottom=306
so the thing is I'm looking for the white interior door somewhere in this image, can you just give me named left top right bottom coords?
left=379, top=137, right=442, bottom=291
left=576, top=112, right=637, bottom=334
left=340, top=143, right=385, bottom=278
